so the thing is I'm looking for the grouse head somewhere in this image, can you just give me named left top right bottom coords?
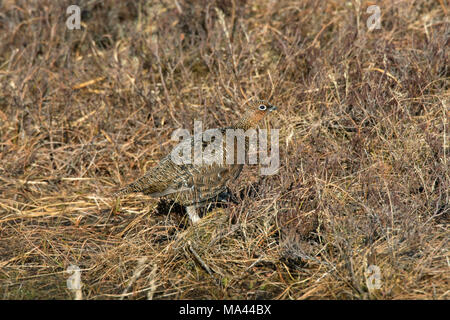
left=235, top=99, right=278, bottom=130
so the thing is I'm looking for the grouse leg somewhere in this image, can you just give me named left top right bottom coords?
left=186, top=205, right=200, bottom=224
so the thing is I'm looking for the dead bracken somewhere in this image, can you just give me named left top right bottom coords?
left=0, top=0, right=448, bottom=300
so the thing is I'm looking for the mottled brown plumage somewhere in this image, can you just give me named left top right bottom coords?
left=113, top=100, right=277, bottom=223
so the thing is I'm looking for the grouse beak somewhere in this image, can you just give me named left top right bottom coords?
left=268, top=104, right=277, bottom=112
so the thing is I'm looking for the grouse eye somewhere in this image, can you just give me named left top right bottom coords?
left=259, top=105, right=267, bottom=111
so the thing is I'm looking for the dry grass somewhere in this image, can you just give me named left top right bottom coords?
left=0, top=0, right=448, bottom=299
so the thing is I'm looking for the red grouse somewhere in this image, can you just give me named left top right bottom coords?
left=113, top=100, right=277, bottom=223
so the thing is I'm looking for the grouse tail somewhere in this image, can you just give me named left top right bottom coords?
left=112, top=175, right=149, bottom=197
